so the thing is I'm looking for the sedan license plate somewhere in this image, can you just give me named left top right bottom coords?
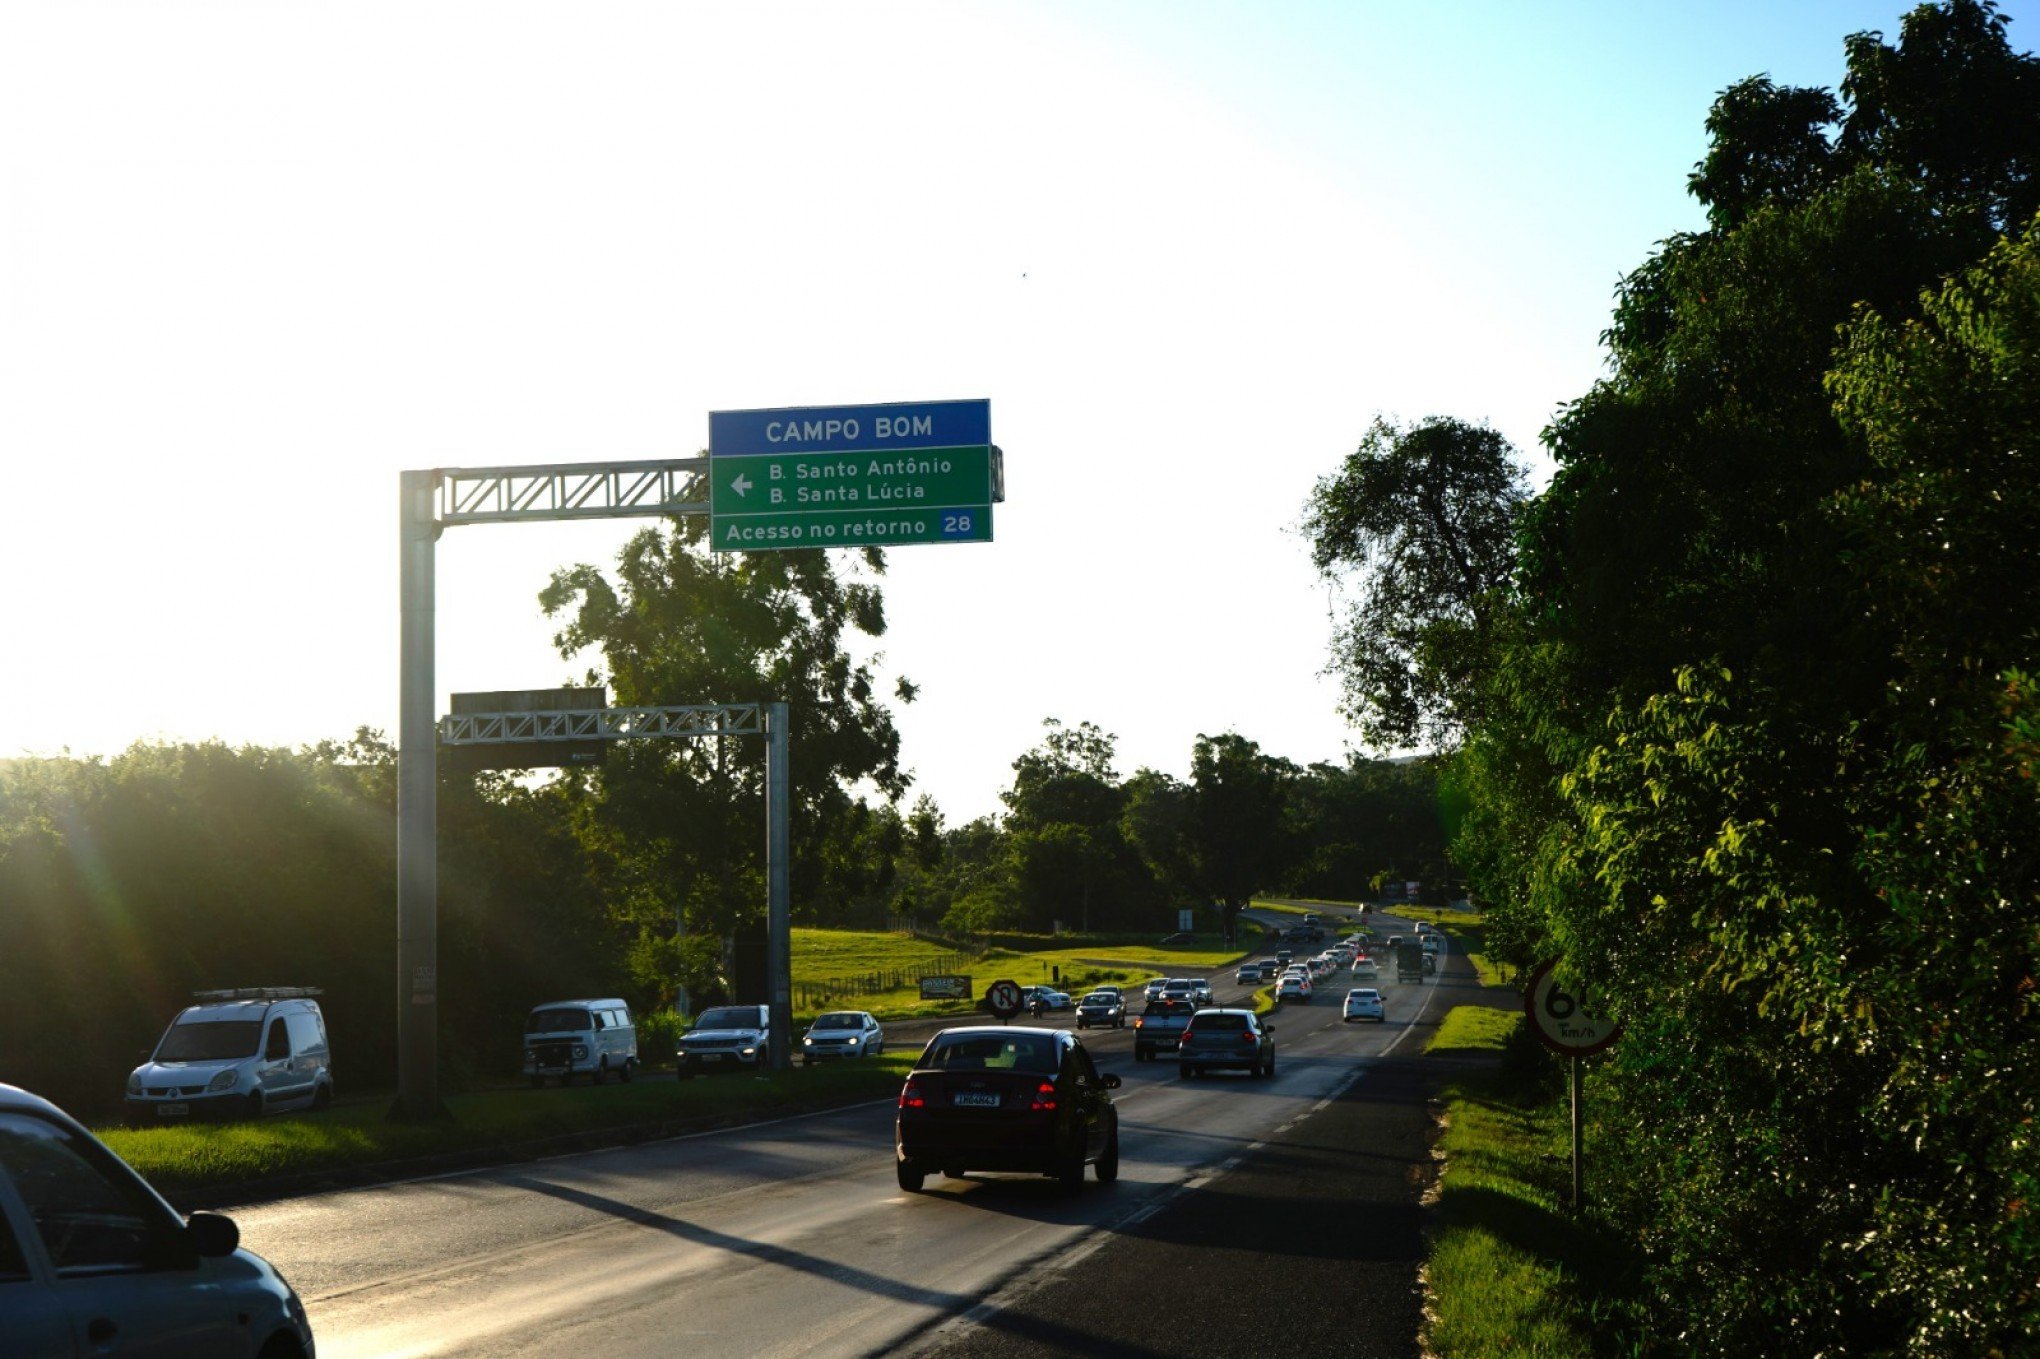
left=702, top=1054, right=725, bottom=1062
left=158, top=1103, right=189, bottom=1118
left=953, top=1091, right=1001, bottom=1108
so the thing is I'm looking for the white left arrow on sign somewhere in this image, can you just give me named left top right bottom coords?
left=731, top=474, right=753, bottom=497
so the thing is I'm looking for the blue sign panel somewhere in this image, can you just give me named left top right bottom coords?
left=710, top=399, right=990, bottom=457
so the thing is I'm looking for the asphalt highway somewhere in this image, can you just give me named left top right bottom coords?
left=224, top=910, right=1460, bottom=1359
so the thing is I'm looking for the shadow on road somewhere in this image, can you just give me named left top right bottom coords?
left=497, top=1172, right=1184, bottom=1359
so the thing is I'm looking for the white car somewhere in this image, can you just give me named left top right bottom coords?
left=1277, top=975, right=1313, bottom=1002
left=0, top=1083, right=317, bottom=1359
left=801, top=1010, right=884, bottom=1065
left=1351, top=956, right=1380, bottom=979
left=1344, top=988, right=1386, bottom=1022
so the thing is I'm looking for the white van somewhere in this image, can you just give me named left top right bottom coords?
left=524, top=999, right=638, bottom=1086
left=124, top=988, right=333, bottom=1123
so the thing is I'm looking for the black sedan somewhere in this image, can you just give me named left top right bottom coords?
left=895, top=1027, right=1120, bottom=1193
left=1075, top=991, right=1126, bottom=1029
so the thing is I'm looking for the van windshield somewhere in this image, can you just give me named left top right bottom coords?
left=526, top=1009, right=593, bottom=1034
left=157, top=1021, right=262, bottom=1062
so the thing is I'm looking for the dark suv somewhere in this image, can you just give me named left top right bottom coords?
left=1176, top=1008, right=1275, bottom=1079
left=895, top=1027, right=1121, bottom=1193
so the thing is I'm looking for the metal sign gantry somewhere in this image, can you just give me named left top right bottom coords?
left=397, top=462, right=791, bottom=1120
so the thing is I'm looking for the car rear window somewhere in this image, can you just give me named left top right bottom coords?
left=922, top=1035, right=1058, bottom=1074
left=1144, top=1000, right=1194, bottom=1016
left=1188, top=1014, right=1249, bottom=1032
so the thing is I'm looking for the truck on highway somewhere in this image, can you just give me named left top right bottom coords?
left=1394, top=939, right=1427, bottom=984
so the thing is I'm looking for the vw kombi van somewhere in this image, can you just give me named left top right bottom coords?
left=524, top=998, right=638, bottom=1085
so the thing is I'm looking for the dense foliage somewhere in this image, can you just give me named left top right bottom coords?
left=0, top=735, right=621, bottom=1117
left=1306, top=4, right=2040, bottom=1351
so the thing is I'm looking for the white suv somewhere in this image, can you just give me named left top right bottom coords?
left=678, top=1004, right=771, bottom=1076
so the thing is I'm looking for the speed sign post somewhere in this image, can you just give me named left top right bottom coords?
left=1524, top=959, right=1622, bottom=1212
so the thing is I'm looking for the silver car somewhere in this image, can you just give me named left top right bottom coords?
left=800, top=1010, right=884, bottom=1065
left=0, top=1082, right=316, bottom=1358
left=1177, top=1008, right=1275, bottom=1078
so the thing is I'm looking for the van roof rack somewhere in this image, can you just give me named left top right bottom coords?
left=190, top=987, right=324, bottom=1001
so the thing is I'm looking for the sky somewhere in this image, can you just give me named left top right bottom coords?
left=1, top=0, right=2008, bottom=824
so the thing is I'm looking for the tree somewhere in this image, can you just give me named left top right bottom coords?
left=1301, top=416, right=1530, bottom=749
left=1185, top=733, right=1298, bottom=942
left=1280, top=756, right=1447, bottom=903
left=998, top=719, right=1153, bottom=933
left=540, top=523, right=910, bottom=1002
left=1457, top=4, right=2040, bottom=1349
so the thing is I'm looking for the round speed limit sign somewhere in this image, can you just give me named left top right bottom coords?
left=1523, top=959, right=1622, bottom=1056
left=985, top=978, right=1025, bottom=1021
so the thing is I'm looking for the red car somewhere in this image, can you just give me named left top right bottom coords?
left=895, top=1026, right=1121, bottom=1193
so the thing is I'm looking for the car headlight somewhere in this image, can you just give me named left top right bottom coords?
left=741, top=1046, right=756, bottom=1056
left=207, top=1070, right=237, bottom=1093
left=524, top=1048, right=536, bottom=1061
left=126, top=1073, right=142, bottom=1096
left=803, top=1036, right=814, bottom=1046
left=571, top=1044, right=587, bottom=1059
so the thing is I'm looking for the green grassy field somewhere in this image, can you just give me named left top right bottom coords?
left=789, top=928, right=990, bottom=1018
left=787, top=929, right=1248, bottom=1018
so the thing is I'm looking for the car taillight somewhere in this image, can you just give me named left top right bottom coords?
left=899, top=1080, right=924, bottom=1110
left=1133, top=1017, right=1143, bottom=1028
left=1243, top=1031, right=1259, bottom=1044
left=1029, top=1081, right=1058, bottom=1111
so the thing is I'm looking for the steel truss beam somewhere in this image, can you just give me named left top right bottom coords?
left=438, top=458, right=709, bottom=526
left=439, top=703, right=763, bottom=745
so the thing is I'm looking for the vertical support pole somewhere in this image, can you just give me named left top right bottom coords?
left=764, top=701, right=792, bottom=1072
left=394, top=471, right=444, bottom=1120
left=1570, top=1054, right=1585, bottom=1211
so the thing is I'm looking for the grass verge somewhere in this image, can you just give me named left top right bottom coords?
left=102, top=1053, right=916, bottom=1201
left=787, top=929, right=1245, bottom=1019
left=1422, top=1010, right=1632, bottom=1358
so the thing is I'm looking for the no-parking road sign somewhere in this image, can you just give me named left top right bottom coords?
left=985, top=978, right=1025, bottom=1022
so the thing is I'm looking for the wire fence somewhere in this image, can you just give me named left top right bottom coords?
left=792, top=943, right=984, bottom=1011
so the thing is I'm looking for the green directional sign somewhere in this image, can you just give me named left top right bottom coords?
left=708, top=399, right=997, bottom=553
left=715, top=504, right=993, bottom=551
left=711, top=446, right=994, bottom=518
left=709, top=442, right=996, bottom=552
